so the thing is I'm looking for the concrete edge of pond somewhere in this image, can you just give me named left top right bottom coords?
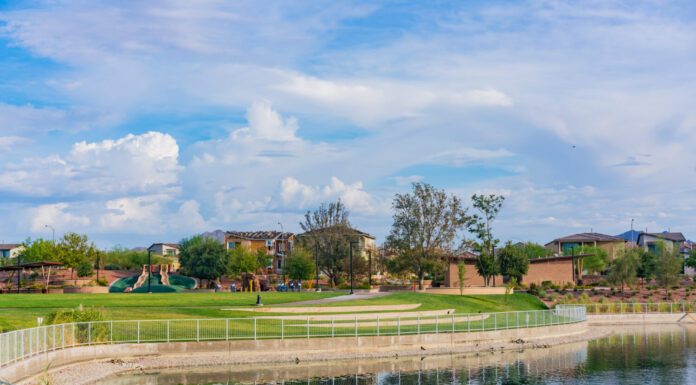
left=587, top=313, right=696, bottom=324
left=6, top=322, right=598, bottom=385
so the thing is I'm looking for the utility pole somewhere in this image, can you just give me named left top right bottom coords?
left=349, top=241, right=359, bottom=295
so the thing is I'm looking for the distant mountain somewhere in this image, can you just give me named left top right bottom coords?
left=132, top=246, right=147, bottom=252
left=616, top=230, right=643, bottom=242
left=202, top=229, right=225, bottom=244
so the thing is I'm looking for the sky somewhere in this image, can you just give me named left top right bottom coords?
left=0, top=0, right=695, bottom=249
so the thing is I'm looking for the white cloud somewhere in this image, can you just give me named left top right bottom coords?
left=0, top=102, right=119, bottom=136
left=279, top=176, right=380, bottom=215
left=233, top=100, right=299, bottom=141
left=0, top=131, right=180, bottom=197
left=29, top=203, right=90, bottom=233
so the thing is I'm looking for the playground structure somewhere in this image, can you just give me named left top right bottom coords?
left=128, top=265, right=173, bottom=292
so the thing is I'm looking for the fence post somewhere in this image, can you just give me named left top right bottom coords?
left=137, top=320, right=140, bottom=344
left=506, top=312, right=508, bottom=330
left=196, top=320, right=199, bottom=342
left=397, top=316, right=400, bottom=336
left=355, top=316, right=358, bottom=337
left=435, top=314, right=438, bottom=334
left=254, top=318, right=257, bottom=340
left=452, top=313, right=455, bottom=333
left=494, top=313, right=497, bottom=331
left=226, top=319, right=229, bottom=341
left=281, top=319, right=284, bottom=340
left=377, top=316, right=380, bottom=336
left=307, top=316, right=310, bottom=339
left=467, top=314, right=470, bottom=332
left=417, top=315, right=420, bottom=334
left=88, top=323, right=91, bottom=346
left=53, top=325, right=56, bottom=351
left=671, top=303, right=673, bottom=314
left=72, top=324, right=75, bottom=347
left=110, top=321, right=113, bottom=343
left=331, top=318, right=334, bottom=338
left=516, top=312, right=519, bottom=329
left=167, top=320, right=170, bottom=343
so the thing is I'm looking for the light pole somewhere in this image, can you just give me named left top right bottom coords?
left=315, top=243, right=320, bottom=292
left=44, top=224, right=55, bottom=245
left=147, top=249, right=152, bottom=293
left=278, top=222, right=285, bottom=283
left=349, top=241, right=359, bottom=295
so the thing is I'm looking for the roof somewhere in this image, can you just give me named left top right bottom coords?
left=148, top=243, right=179, bottom=250
left=545, top=232, right=626, bottom=246
left=0, top=244, right=21, bottom=250
left=638, top=232, right=686, bottom=243
left=0, top=261, right=62, bottom=271
left=226, top=231, right=294, bottom=241
left=296, top=227, right=375, bottom=240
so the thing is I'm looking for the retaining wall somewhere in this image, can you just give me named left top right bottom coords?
left=1, top=322, right=586, bottom=384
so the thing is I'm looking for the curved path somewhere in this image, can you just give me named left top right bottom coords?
left=273, top=292, right=391, bottom=306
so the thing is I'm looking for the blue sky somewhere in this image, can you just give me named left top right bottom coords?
left=0, top=0, right=695, bottom=248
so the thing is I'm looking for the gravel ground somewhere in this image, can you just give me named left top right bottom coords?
left=18, top=327, right=611, bottom=385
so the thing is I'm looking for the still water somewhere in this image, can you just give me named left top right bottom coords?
left=101, top=325, right=696, bottom=384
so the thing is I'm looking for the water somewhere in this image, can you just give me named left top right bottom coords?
left=101, top=325, right=696, bottom=384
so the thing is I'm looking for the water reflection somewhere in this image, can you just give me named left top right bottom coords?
left=102, top=324, right=696, bottom=385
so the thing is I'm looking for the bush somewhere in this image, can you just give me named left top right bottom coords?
left=541, top=281, right=553, bottom=289
left=104, top=264, right=120, bottom=270
left=548, top=293, right=558, bottom=301
left=94, top=278, right=108, bottom=287
left=563, top=282, right=574, bottom=290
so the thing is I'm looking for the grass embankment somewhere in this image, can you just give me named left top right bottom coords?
left=0, top=292, right=546, bottom=332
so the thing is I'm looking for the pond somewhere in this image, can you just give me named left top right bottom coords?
left=101, top=324, right=696, bottom=384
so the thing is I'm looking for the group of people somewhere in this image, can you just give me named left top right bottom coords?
left=221, top=281, right=302, bottom=292
left=277, top=281, right=301, bottom=292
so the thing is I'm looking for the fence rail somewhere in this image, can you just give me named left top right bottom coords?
left=583, top=302, right=696, bottom=314
left=0, top=306, right=585, bottom=368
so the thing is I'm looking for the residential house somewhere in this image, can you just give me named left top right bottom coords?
left=683, top=243, right=696, bottom=276
left=148, top=243, right=180, bottom=257
left=444, top=251, right=594, bottom=287
left=545, top=232, right=626, bottom=260
left=0, top=244, right=23, bottom=260
left=637, top=232, right=686, bottom=255
left=295, top=227, right=377, bottom=259
left=225, top=231, right=295, bottom=274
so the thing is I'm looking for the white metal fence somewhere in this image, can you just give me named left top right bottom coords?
left=0, top=306, right=585, bottom=368
left=584, top=302, right=696, bottom=314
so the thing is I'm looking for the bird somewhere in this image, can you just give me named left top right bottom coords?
left=420, top=346, right=426, bottom=351
left=295, top=357, right=300, bottom=364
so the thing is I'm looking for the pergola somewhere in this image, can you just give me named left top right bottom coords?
left=0, top=261, right=63, bottom=290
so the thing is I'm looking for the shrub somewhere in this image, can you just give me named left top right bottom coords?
left=580, top=292, right=589, bottom=301
left=563, top=282, right=574, bottom=290
left=93, top=278, right=108, bottom=287
left=548, top=293, right=558, bottom=301
left=104, top=264, right=120, bottom=270
left=541, top=281, right=553, bottom=289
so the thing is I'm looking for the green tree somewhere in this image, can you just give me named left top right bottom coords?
left=684, top=250, right=696, bottom=271
left=607, top=250, right=638, bottom=293
left=457, top=261, right=466, bottom=295
left=467, top=194, right=504, bottom=286
left=255, top=247, right=273, bottom=271
left=655, top=241, right=682, bottom=290
left=569, top=246, right=608, bottom=275
left=57, top=233, right=93, bottom=281
left=17, top=238, right=57, bottom=263
left=497, top=242, right=529, bottom=284
left=504, top=277, right=518, bottom=304
left=284, top=247, right=316, bottom=282
left=636, top=248, right=657, bottom=285
left=298, top=200, right=352, bottom=287
left=385, top=183, right=468, bottom=289
left=228, top=246, right=261, bottom=277
left=516, top=243, right=552, bottom=259
left=178, top=235, right=228, bottom=287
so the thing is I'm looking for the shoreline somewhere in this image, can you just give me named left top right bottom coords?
left=19, top=326, right=609, bottom=385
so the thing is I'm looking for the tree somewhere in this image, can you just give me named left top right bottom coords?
left=570, top=246, right=608, bottom=275
left=516, top=243, right=552, bottom=259
left=607, top=250, right=637, bottom=293
left=103, top=247, right=156, bottom=270
left=178, top=235, right=228, bottom=287
left=684, top=250, right=696, bottom=271
left=284, top=247, right=316, bottom=282
left=228, top=246, right=262, bottom=277
left=17, top=238, right=57, bottom=263
left=655, top=241, right=682, bottom=290
left=56, top=233, right=93, bottom=281
left=467, top=194, right=504, bottom=286
left=255, top=247, right=273, bottom=272
left=497, top=242, right=529, bottom=284
left=636, top=248, right=657, bottom=285
left=298, top=200, right=352, bottom=287
left=457, top=261, right=466, bottom=296
left=385, top=183, right=468, bottom=289
left=504, top=277, right=518, bottom=304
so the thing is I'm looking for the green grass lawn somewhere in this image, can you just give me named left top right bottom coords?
left=0, top=292, right=546, bottom=332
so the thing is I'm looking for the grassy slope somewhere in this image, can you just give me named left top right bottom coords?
left=0, top=292, right=545, bottom=332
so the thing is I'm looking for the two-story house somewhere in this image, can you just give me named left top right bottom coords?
left=637, top=232, right=686, bottom=255
left=148, top=243, right=180, bottom=257
left=225, top=231, right=295, bottom=274
left=0, top=244, right=23, bottom=260
left=295, top=227, right=377, bottom=259
left=544, top=232, right=626, bottom=260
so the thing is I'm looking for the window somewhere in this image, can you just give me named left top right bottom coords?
left=1, top=250, right=7, bottom=258
left=227, top=242, right=235, bottom=250
left=166, top=249, right=176, bottom=256
left=648, top=243, right=658, bottom=255
left=289, top=241, right=293, bottom=252
left=562, top=243, right=580, bottom=255
left=278, top=260, right=282, bottom=269
left=266, top=240, right=273, bottom=247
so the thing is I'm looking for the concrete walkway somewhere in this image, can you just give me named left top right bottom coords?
left=273, top=292, right=391, bottom=306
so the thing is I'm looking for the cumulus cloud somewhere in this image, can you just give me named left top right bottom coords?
left=0, top=131, right=180, bottom=197
left=279, top=176, right=379, bottom=215
left=0, top=102, right=119, bottom=136
left=29, top=203, right=90, bottom=232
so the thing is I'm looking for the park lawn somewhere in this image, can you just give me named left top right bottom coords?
left=0, top=292, right=546, bottom=332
